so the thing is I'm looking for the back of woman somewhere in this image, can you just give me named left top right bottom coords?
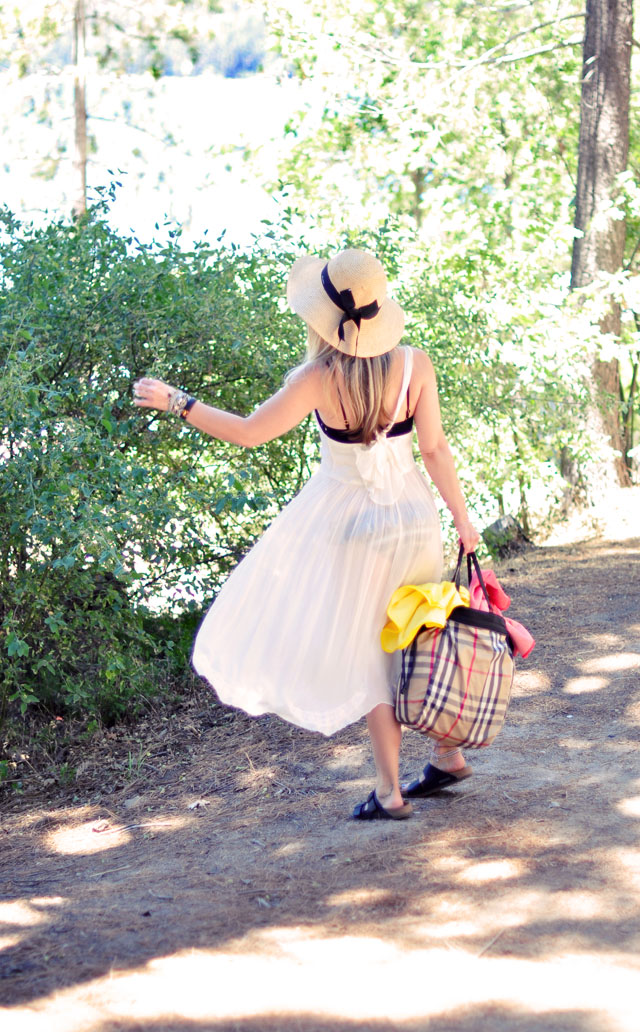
left=134, top=247, right=480, bottom=821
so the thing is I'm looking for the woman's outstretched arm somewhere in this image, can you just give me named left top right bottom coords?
left=133, top=367, right=322, bottom=448
left=411, top=349, right=480, bottom=554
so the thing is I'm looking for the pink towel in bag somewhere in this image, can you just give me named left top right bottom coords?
left=469, top=570, right=535, bottom=659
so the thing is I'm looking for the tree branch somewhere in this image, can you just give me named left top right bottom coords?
left=61, top=112, right=174, bottom=146
left=471, top=36, right=584, bottom=69
left=542, top=95, right=576, bottom=190
left=282, top=13, right=585, bottom=74
left=624, top=233, right=640, bottom=272
left=439, top=12, right=585, bottom=72
left=459, top=0, right=548, bottom=11
left=488, top=0, right=549, bottom=11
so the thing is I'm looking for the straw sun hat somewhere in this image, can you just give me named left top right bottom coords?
left=286, top=249, right=405, bottom=358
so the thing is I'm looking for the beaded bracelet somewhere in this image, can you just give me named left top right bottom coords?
left=180, top=397, right=197, bottom=420
left=167, top=388, right=197, bottom=419
left=167, top=389, right=188, bottom=417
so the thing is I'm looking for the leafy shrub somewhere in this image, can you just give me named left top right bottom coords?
left=0, top=205, right=306, bottom=723
left=0, top=204, right=585, bottom=725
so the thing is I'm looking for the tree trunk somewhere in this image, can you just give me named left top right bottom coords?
left=570, top=0, right=633, bottom=487
left=410, top=167, right=425, bottom=228
left=73, top=0, right=87, bottom=217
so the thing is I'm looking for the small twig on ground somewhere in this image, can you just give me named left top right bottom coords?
left=235, top=887, right=279, bottom=896
left=272, top=779, right=299, bottom=793
left=477, top=928, right=506, bottom=957
left=88, top=864, right=132, bottom=878
left=92, top=821, right=176, bottom=835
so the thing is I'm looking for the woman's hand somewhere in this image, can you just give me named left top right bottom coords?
left=455, top=518, right=481, bottom=555
left=133, top=377, right=175, bottom=412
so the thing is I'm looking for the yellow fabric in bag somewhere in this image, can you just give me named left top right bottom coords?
left=381, top=581, right=470, bottom=654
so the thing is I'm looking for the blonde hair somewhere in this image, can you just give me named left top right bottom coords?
left=290, top=327, right=393, bottom=446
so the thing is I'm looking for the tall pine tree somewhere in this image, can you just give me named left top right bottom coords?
left=570, top=0, right=633, bottom=486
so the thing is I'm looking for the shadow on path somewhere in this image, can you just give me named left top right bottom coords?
left=1, top=539, right=639, bottom=1031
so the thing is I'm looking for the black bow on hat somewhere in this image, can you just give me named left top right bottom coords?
left=321, top=263, right=380, bottom=348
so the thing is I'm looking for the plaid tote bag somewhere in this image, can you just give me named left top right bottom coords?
left=394, top=550, right=515, bottom=749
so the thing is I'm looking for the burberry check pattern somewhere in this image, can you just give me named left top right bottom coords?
left=395, top=608, right=515, bottom=749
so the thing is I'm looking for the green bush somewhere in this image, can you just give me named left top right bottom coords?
left=0, top=204, right=585, bottom=726
left=399, top=265, right=591, bottom=533
left=0, top=205, right=307, bottom=723
left=318, top=220, right=590, bottom=529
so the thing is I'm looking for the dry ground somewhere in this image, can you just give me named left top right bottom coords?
left=1, top=536, right=640, bottom=1032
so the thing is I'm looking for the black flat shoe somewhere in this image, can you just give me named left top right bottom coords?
left=352, top=790, right=413, bottom=820
left=401, top=762, right=473, bottom=798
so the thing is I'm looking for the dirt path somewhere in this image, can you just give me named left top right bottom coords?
left=1, top=537, right=640, bottom=1032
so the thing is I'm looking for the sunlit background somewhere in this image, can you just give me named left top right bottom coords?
left=2, top=11, right=640, bottom=1026
left=0, top=1, right=311, bottom=246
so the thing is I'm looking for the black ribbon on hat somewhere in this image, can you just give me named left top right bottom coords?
left=321, top=263, right=380, bottom=347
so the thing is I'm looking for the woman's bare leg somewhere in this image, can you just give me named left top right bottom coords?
left=432, top=743, right=468, bottom=772
left=366, top=703, right=404, bottom=810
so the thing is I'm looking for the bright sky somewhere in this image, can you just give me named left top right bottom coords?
left=1, top=69, right=316, bottom=247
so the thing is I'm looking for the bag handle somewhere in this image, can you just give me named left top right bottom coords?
left=453, top=544, right=493, bottom=609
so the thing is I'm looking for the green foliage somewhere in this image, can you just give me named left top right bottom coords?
left=401, top=262, right=591, bottom=526
left=266, top=0, right=640, bottom=479
left=322, top=217, right=593, bottom=524
left=0, top=198, right=613, bottom=730
left=0, top=202, right=307, bottom=725
left=1, top=1, right=639, bottom=740
left=268, top=0, right=587, bottom=269
left=56, top=762, right=76, bottom=787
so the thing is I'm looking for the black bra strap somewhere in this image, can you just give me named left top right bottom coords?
left=324, top=359, right=350, bottom=430
left=335, top=382, right=350, bottom=430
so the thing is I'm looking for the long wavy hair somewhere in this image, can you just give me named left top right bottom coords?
left=290, top=327, right=394, bottom=446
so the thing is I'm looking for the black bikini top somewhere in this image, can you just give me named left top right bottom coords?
left=315, top=381, right=413, bottom=444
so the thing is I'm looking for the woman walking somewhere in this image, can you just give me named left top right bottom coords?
left=134, top=249, right=480, bottom=820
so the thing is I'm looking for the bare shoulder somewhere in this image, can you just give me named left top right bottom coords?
left=407, top=346, right=435, bottom=382
left=284, top=359, right=326, bottom=401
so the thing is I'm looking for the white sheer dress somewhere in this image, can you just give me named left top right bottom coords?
left=192, top=346, right=443, bottom=735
